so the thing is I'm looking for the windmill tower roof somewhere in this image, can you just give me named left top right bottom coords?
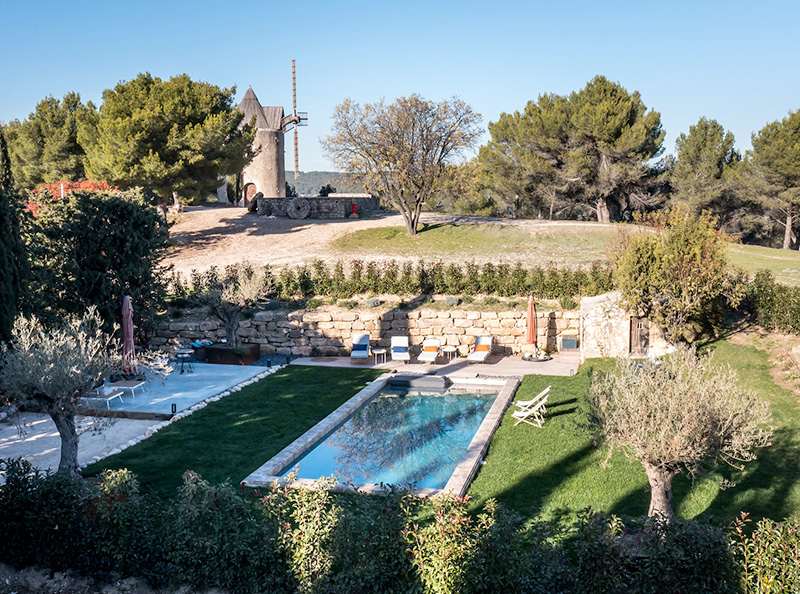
left=238, top=87, right=284, bottom=130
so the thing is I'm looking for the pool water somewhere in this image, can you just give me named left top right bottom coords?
left=280, top=386, right=498, bottom=489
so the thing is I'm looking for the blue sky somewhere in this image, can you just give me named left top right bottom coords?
left=1, top=0, right=798, bottom=171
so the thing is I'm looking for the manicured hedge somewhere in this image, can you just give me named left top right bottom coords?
left=4, top=459, right=799, bottom=593
left=168, top=259, right=615, bottom=303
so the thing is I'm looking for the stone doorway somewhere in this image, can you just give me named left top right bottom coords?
left=630, top=317, right=650, bottom=356
left=243, top=183, right=257, bottom=208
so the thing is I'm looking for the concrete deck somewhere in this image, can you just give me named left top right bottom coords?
left=291, top=350, right=581, bottom=378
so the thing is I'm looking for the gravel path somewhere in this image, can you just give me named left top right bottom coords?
left=163, top=204, right=611, bottom=277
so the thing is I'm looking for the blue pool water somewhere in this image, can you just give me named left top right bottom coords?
left=280, top=386, right=498, bottom=489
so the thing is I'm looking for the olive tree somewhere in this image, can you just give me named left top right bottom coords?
left=322, top=95, right=482, bottom=235
left=197, top=263, right=271, bottom=347
left=586, top=346, right=772, bottom=519
left=0, top=310, right=115, bottom=475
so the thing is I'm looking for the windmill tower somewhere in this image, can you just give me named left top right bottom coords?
left=238, top=60, right=307, bottom=204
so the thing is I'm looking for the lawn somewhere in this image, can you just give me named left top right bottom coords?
left=334, top=222, right=800, bottom=285
left=85, top=340, right=799, bottom=522
left=83, top=365, right=386, bottom=498
left=468, top=339, right=800, bottom=522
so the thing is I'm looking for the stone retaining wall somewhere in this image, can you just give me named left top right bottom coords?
left=151, top=308, right=580, bottom=356
left=257, top=195, right=380, bottom=219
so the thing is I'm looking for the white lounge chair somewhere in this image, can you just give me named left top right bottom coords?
left=391, top=336, right=411, bottom=364
left=514, top=386, right=551, bottom=411
left=417, top=338, right=441, bottom=364
left=467, top=336, right=492, bottom=363
left=513, top=394, right=548, bottom=427
left=350, top=333, right=370, bottom=361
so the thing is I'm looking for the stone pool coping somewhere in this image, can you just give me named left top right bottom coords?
left=240, top=373, right=521, bottom=497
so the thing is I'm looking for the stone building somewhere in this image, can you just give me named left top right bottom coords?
left=237, top=87, right=288, bottom=204
left=579, top=291, right=672, bottom=363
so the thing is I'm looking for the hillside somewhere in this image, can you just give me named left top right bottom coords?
left=286, top=171, right=364, bottom=195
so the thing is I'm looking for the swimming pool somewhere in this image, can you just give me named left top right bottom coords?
left=280, top=385, right=498, bottom=489
left=242, top=374, right=521, bottom=496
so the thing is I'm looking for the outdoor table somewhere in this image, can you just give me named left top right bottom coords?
left=372, top=347, right=387, bottom=365
left=175, top=349, right=195, bottom=374
left=442, top=345, right=458, bottom=362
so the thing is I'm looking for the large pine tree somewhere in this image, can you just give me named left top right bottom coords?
left=479, top=76, right=665, bottom=223
left=80, top=73, right=255, bottom=205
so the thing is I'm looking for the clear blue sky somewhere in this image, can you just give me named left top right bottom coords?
left=1, top=0, right=798, bottom=171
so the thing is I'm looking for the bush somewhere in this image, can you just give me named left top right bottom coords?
left=731, top=512, right=800, bottom=593
left=0, top=462, right=791, bottom=593
left=749, top=269, right=800, bottom=335
left=167, top=472, right=292, bottom=593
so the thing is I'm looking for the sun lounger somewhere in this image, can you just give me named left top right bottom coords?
left=350, top=333, right=370, bottom=362
left=467, top=336, right=492, bottom=363
left=417, top=338, right=441, bottom=364
left=85, top=387, right=124, bottom=409
left=391, top=336, right=411, bottom=364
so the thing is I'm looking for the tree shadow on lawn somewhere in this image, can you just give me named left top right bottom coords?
left=699, top=426, right=800, bottom=521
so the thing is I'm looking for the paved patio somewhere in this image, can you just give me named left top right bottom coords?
left=96, top=362, right=266, bottom=416
left=1, top=362, right=271, bottom=474
left=291, top=350, right=581, bottom=378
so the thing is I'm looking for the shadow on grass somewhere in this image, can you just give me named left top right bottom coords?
left=702, top=426, right=800, bottom=521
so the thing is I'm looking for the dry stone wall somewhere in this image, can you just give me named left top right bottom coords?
left=151, top=308, right=580, bottom=357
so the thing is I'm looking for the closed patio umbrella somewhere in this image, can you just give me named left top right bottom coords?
left=122, top=295, right=138, bottom=376
left=526, top=294, right=538, bottom=355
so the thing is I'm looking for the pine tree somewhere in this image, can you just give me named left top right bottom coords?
left=80, top=73, right=255, bottom=206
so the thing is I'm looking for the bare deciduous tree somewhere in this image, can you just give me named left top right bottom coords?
left=586, top=346, right=772, bottom=519
left=322, top=95, right=482, bottom=236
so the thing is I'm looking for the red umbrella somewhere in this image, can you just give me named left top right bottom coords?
left=526, top=294, right=537, bottom=349
left=122, top=295, right=138, bottom=376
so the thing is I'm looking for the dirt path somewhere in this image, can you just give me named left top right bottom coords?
left=164, top=205, right=613, bottom=277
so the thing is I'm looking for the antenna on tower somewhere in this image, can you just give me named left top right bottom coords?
left=282, top=59, right=308, bottom=180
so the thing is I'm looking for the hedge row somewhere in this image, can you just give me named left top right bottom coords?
left=748, top=270, right=800, bottom=335
left=3, top=459, right=799, bottom=594
left=168, top=259, right=615, bottom=303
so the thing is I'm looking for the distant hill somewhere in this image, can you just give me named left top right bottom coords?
left=285, top=171, right=365, bottom=196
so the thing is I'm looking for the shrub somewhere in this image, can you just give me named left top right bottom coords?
left=365, top=296, right=382, bottom=308
left=559, top=294, right=577, bottom=310
left=167, top=472, right=292, bottom=593
left=749, top=269, right=800, bottom=335
left=731, top=512, right=800, bottom=593
left=445, top=295, right=460, bottom=307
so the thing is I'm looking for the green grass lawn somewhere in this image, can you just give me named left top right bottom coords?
left=468, top=339, right=800, bottom=522
left=334, top=222, right=800, bottom=285
left=332, top=222, right=617, bottom=266
left=83, top=365, right=386, bottom=498
left=85, top=341, right=800, bottom=522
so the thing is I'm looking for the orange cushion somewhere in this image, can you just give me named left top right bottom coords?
left=424, top=345, right=438, bottom=352
left=475, top=344, right=489, bottom=352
